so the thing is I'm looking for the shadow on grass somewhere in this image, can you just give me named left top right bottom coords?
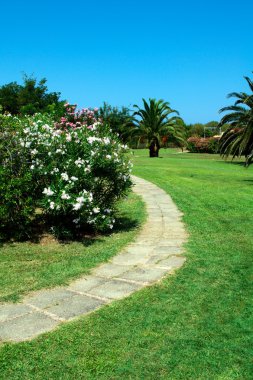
left=242, top=179, right=253, bottom=185
left=0, top=213, right=141, bottom=247
left=217, top=159, right=246, bottom=166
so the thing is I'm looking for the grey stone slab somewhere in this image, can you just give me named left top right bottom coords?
left=0, top=312, right=58, bottom=342
left=163, top=229, right=188, bottom=237
left=23, top=288, right=74, bottom=309
left=93, top=263, right=131, bottom=278
left=88, top=279, right=142, bottom=300
left=112, top=253, right=150, bottom=265
left=128, top=241, right=156, bottom=248
left=156, top=256, right=186, bottom=269
left=147, top=210, right=162, bottom=216
left=145, top=251, right=182, bottom=265
left=124, top=246, right=154, bottom=256
left=0, top=304, right=33, bottom=322
left=159, top=238, right=186, bottom=246
left=68, top=276, right=108, bottom=293
left=161, top=211, right=180, bottom=216
left=46, top=294, right=105, bottom=320
left=118, top=267, right=168, bottom=284
left=163, top=220, right=184, bottom=226
left=155, top=246, right=183, bottom=255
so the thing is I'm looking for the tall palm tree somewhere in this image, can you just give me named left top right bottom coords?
left=219, top=74, right=253, bottom=166
left=130, top=98, right=185, bottom=155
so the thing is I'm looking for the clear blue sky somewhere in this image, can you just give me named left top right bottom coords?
left=1, top=0, right=252, bottom=123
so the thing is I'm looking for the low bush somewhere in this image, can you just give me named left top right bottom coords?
left=0, top=106, right=132, bottom=240
left=187, top=136, right=220, bottom=153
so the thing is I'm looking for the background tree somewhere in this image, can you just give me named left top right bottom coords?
left=130, top=98, right=185, bottom=154
left=219, top=74, right=253, bottom=166
left=0, top=82, right=21, bottom=114
left=185, top=121, right=220, bottom=138
left=98, top=102, right=133, bottom=143
left=0, top=74, right=65, bottom=116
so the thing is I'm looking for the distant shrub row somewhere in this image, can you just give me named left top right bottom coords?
left=187, top=136, right=220, bottom=153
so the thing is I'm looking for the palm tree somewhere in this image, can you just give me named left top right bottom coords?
left=219, top=74, right=253, bottom=166
left=130, top=98, right=185, bottom=156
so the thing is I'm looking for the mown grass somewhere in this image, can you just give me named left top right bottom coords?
left=0, top=149, right=253, bottom=379
left=0, top=192, right=146, bottom=303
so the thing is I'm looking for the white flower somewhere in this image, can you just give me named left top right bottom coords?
left=52, top=129, right=62, bottom=136
left=75, top=158, right=84, bottom=167
left=106, top=154, right=111, bottom=159
left=30, top=165, right=35, bottom=170
left=66, top=134, right=72, bottom=142
left=87, top=136, right=101, bottom=144
left=42, top=124, right=51, bottom=131
left=109, top=224, right=114, bottom=229
left=20, top=141, right=31, bottom=148
left=103, top=137, right=110, bottom=145
left=51, top=168, right=59, bottom=174
left=76, top=196, right=85, bottom=203
left=73, top=218, right=80, bottom=224
left=43, top=187, right=54, bottom=196
left=84, top=166, right=91, bottom=173
left=70, top=176, right=78, bottom=181
left=49, top=201, right=55, bottom=210
left=61, top=191, right=71, bottom=200
left=31, top=149, right=38, bottom=155
left=73, top=202, right=82, bottom=211
left=93, top=207, right=100, bottom=214
left=61, top=172, right=69, bottom=181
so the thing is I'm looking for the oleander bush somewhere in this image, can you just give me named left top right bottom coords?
left=187, top=136, right=220, bottom=153
left=0, top=105, right=132, bottom=240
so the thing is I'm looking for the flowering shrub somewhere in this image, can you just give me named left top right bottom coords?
left=0, top=106, right=132, bottom=240
left=187, top=136, right=220, bottom=153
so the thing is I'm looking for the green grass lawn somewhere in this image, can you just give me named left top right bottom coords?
left=1, top=149, right=253, bottom=379
left=0, top=193, right=146, bottom=303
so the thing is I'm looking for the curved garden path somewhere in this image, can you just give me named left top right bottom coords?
left=0, top=176, right=187, bottom=342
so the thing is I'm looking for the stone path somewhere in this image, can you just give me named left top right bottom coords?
left=0, top=176, right=187, bottom=343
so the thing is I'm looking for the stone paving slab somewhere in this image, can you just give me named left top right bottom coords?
left=23, top=288, right=74, bottom=309
left=0, top=304, right=33, bottom=323
left=117, top=267, right=168, bottom=284
left=155, top=246, right=184, bottom=255
left=0, top=312, right=58, bottom=342
left=123, top=246, right=154, bottom=255
left=87, top=279, right=142, bottom=300
left=156, top=256, right=186, bottom=269
left=46, top=294, right=105, bottom=320
left=0, top=175, right=187, bottom=342
left=68, top=276, right=108, bottom=293
left=93, top=263, right=133, bottom=278
left=112, top=252, right=151, bottom=266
